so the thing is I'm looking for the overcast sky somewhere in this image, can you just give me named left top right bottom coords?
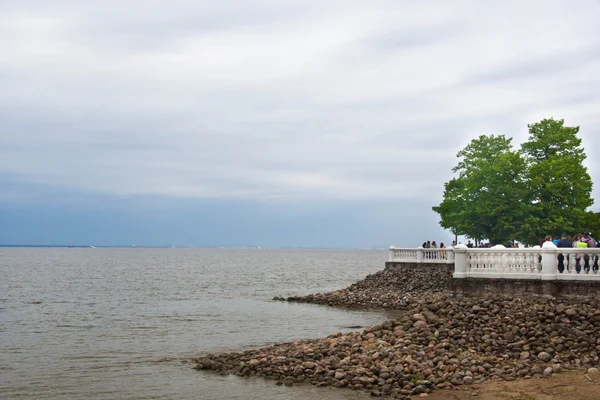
left=1, top=0, right=599, bottom=247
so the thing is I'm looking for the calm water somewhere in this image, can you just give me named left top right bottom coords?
left=0, top=249, right=400, bottom=400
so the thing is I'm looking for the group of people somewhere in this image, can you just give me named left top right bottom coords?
left=421, top=240, right=446, bottom=249
left=545, top=231, right=596, bottom=248
left=545, top=231, right=598, bottom=272
left=421, top=240, right=507, bottom=249
left=465, top=241, right=496, bottom=248
left=419, top=232, right=598, bottom=272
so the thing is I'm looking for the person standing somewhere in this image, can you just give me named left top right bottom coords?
left=574, top=234, right=588, bottom=273
left=556, top=233, right=572, bottom=273
left=583, top=231, right=597, bottom=271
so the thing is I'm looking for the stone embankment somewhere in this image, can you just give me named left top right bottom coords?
left=283, top=263, right=453, bottom=308
left=195, top=295, right=600, bottom=399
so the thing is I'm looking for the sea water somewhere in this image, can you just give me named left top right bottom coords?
left=0, top=248, right=401, bottom=400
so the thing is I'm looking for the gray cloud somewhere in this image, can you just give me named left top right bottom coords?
left=0, top=0, right=599, bottom=207
left=463, top=44, right=600, bottom=85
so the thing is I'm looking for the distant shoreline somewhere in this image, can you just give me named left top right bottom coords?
left=0, top=245, right=387, bottom=250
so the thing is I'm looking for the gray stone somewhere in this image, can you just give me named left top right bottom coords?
left=537, top=352, right=552, bottom=362
left=413, top=320, right=428, bottom=329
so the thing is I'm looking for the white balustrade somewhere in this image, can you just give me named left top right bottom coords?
left=464, top=248, right=542, bottom=279
left=388, top=247, right=453, bottom=264
left=388, top=246, right=600, bottom=281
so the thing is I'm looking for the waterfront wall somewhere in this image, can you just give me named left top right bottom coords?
left=450, top=278, right=600, bottom=297
left=389, top=245, right=600, bottom=281
left=384, top=261, right=454, bottom=281
left=385, top=257, right=600, bottom=298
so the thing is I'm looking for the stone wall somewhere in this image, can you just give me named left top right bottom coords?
left=385, top=261, right=600, bottom=298
left=451, top=278, right=600, bottom=298
left=284, top=261, right=599, bottom=309
left=384, top=262, right=454, bottom=283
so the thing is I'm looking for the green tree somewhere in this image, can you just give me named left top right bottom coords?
left=580, top=211, right=600, bottom=239
left=517, top=118, right=594, bottom=244
left=432, top=135, right=528, bottom=244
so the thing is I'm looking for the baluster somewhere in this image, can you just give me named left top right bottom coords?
left=536, top=251, right=542, bottom=272
left=569, top=254, right=577, bottom=275
left=521, top=252, right=528, bottom=273
left=513, top=252, right=522, bottom=274
left=503, top=252, right=512, bottom=274
left=520, top=251, right=526, bottom=273
left=516, top=252, right=525, bottom=274
left=497, top=252, right=505, bottom=274
left=530, top=252, right=538, bottom=274
left=510, top=252, right=519, bottom=274
left=505, top=252, right=512, bottom=274
left=495, top=252, right=503, bottom=274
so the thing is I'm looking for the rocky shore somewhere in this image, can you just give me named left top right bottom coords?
left=196, top=294, right=600, bottom=398
left=195, top=266, right=600, bottom=399
left=284, top=263, right=453, bottom=308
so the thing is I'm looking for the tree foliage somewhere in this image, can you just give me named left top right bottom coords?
left=433, top=118, right=595, bottom=245
left=517, top=118, right=594, bottom=244
left=582, top=211, right=600, bottom=239
left=432, top=135, right=528, bottom=245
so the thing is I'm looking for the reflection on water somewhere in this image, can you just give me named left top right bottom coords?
left=0, top=248, right=395, bottom=399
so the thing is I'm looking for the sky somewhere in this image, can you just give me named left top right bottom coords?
left=1, top=0, right=599, bottom=248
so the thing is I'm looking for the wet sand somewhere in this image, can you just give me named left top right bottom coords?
left=415, top=369, right=600, bottom=400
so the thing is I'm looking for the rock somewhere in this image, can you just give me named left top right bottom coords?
left=537, top=352, right=552, bottom=362
left=552, top=364, right=562, bottom=373
left=427, top=304, right=439, bottom=312
left=412, top=314, right=426, bottom=322
left=587, top=368, right=600, bottom=382
left=566, top=308, right=578, bottom=317
left=413, top=320, right=428, bottom=329
left=543, top=367, right=553, bottom=377
left=335, top=371, right=346, bottom=380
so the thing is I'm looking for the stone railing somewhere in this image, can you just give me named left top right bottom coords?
left=388, top=244, right=600, bottom=281
left=388, top=247, right=454, bottom=264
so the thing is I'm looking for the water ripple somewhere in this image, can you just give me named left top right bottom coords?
left=1, top=248, right=387, bottom=400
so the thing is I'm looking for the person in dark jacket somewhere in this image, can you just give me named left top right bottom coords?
left=556, top=233, right=572, bottom=273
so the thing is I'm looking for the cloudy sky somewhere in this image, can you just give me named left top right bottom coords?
left=1, top=0, right=599, bottom=247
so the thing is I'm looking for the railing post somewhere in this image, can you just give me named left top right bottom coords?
left=541, top=241, right=558, bottom=280
left=492, top=244, right=507, bottom=274
left=447, top=248, right=455, bottom=263
left=388, top=246, right=396, bottom=262
left=453, top=244, right=468, bottom=278
left=416, top=246, right=423, bottom=264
